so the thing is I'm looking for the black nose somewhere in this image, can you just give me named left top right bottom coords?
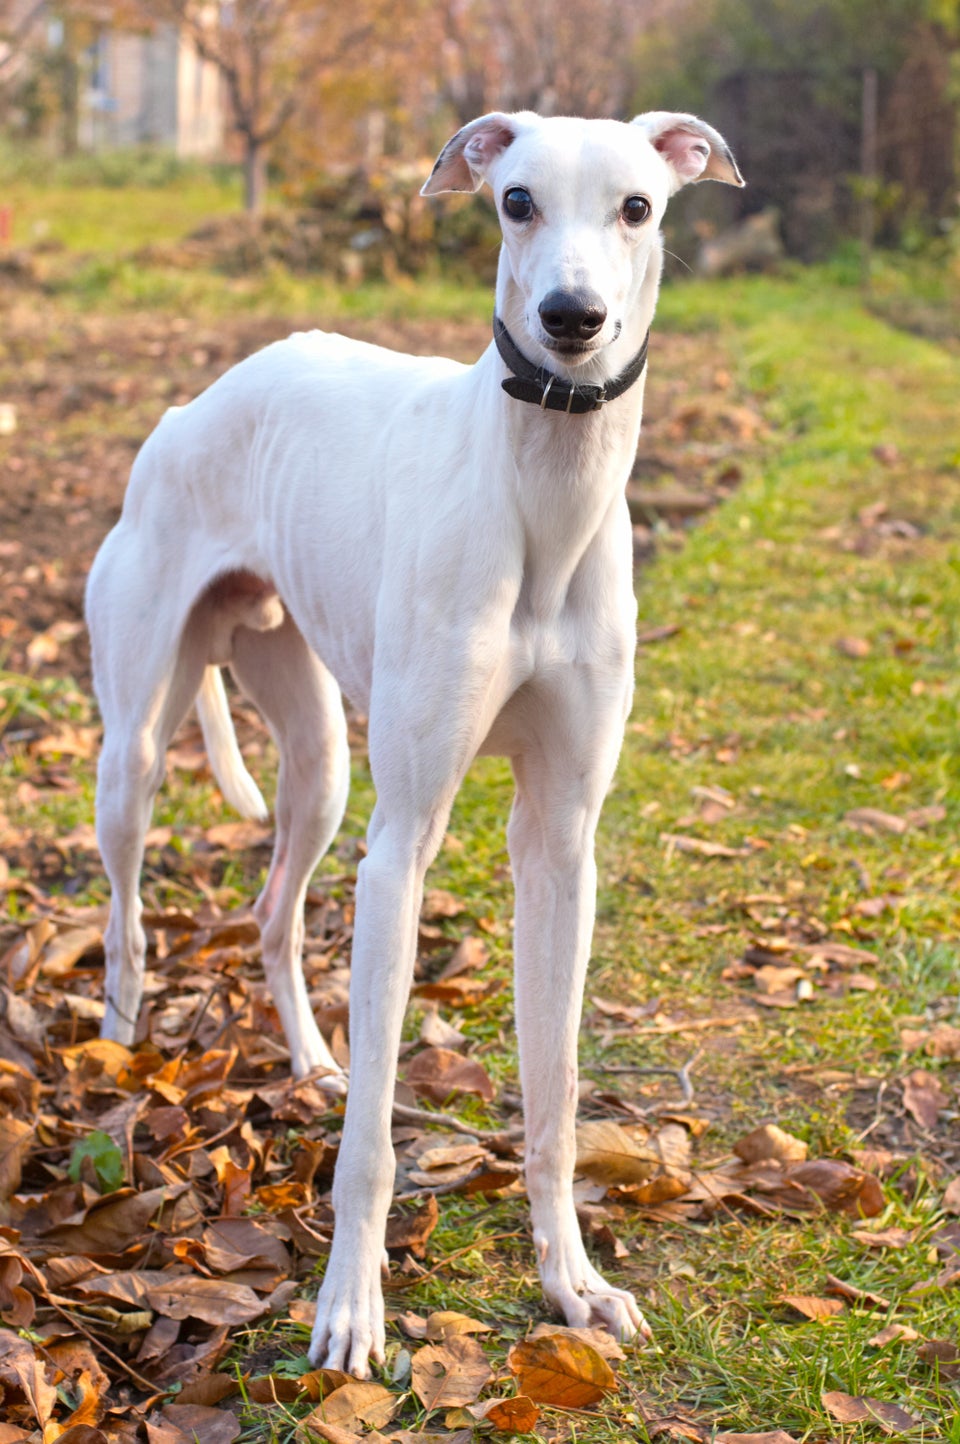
left=538, top=288, right=607, bottom=342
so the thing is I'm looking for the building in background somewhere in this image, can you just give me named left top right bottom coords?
left=1, top=2, right=225, bottom=157
left=79, top=22, right=224, bottom=155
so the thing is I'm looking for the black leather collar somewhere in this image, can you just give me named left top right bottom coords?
left=493, top=315, right=649, bottom=414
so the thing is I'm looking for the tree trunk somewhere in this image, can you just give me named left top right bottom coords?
left=244, top=139, right=267, bottom=213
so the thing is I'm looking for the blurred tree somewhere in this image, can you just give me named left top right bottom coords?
left=632, top=0, right=959, bottom=257
left=432, top=0, right=694, bottom=124
left=125, top=0, right=385, bottom=210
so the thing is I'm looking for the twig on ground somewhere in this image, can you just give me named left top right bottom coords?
left=586, top=1049, right=702, bottom=1106
left=392, top=1100, right=524, bottom=1147
left=389, top=1230, right=526, bottom=1290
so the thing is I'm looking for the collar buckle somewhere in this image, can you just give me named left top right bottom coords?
left=493, top=315, right=648, bottom=416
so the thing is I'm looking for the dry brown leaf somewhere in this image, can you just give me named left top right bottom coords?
left=575, top=1119, right=660, bottom=1186
left=145, top=1275, right=267, bottom=1325
left=410, top=1334, right=492, bottom=1410
left=825, top=1273, right=891, bottom=1310
left=42, top=1184, right=188, bottom=1255
left=418, top=1008, right=466, bottom=1051
left=174, top=1375, right=239, bottom=1407
left=403, top=1047, right=495, bottom=1104
left=943, top=1177, right=960, bottom=1215
left=155, top=1405, right=240, bottom=1444
left=782, top=1295, right=844, bottom=1321
left=422, top=889, right=466, bottom=920
left=850, top=1226, right=914, bottom=1250
left=661, top=833, right=747, bottom=858
left=0, top=1329, right=59, bottom=1427
left=437, top=935, right=488, bottom=979
left=0, top=1118, right=33, bottom=1201
left=529, top=1322, right=627, bottom=1362
left=835, top=636, right=872, bottom=658
left=423, top=1310, right=492, bottom=1341
left=926, top=1024, right=960, bottom=1059
left=468, top=1394, right=540, bottom=1432
left=843, top=808, right=907, bottom=834
left=507, top=1332, right=615, bottom=1407
left=385, top=1196, right=439, bottom=1256
left=902, top=1068, right=946, bottom=1129
left=302, top=1380, right=398, bottom=1433
left=821, top=1390, right=919, bottom=1434
left=733, top=1124, right=807, bottom=1166
left=296, top=1420, right=360, bottom=1444
left=715, top=1433, right=799, bottom=1444
left=773, top=1159, right=884, bottom=1217
left=868, top=1323, right=919, bottom=1347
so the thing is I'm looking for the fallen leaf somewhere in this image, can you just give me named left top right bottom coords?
left=154, top=1405, right=240, bottom=1444
left=716, top=1434, right=799, bottom=1444
left=774, top=1159, right=884, bottom=1217
left=145, top=1275, right=267, bottom=1324
left=403, top=1048, right=495, bottom=1104
left=469, top=1394, right=540, bottom=1432
left=825, top=1273, right=891, bottom=1310
left=943, top=1177, right=960, bottom=1214
left=835, top=636, right=871, bottom=658
left=410, top=1335, right=492, bottom=1410
left=301, top=1380, right=398, bottom=1433
left=850, top=1226, right=914, bottom=1250
left=0, top=1118, right=33, bottom=1201
left=385, top=1196, right=439, bottom=1256
left=507, top=1333, right=615, bottom=1407
left=842, top=807, right=910, bottom=836
left=0, top=1329, right=58, bottom=1427
left=822, top=1390, right=919, bottom=1434
left=782, top=1295, right=844, bottom=1321
left=917, top=1339, right=960, bottom=1379
left=734, top=1125, right=807, bottom=1166
left=575, top=1120, right=660, bottom=1186
left=424, top=1311, right=492, bottom=1341
left=528, top=1322, right=626, bottom=1361
left=868, top=1323, right=919, bottom=1347
left=661, top=833, right=747, bottom=858
left=902, top=1069, right=946, bottom=1129
left=297, top=1421, right=359, bottom=1444
left=42, top=1184, right=187, bottom=1255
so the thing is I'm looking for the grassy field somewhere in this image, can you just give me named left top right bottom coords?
left=1, top=197, right=959, bottom=1441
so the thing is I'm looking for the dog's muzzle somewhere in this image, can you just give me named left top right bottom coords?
left=493, top=315, right=649, bottom=414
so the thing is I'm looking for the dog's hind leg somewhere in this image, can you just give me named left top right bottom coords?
left=229, top=613, right=350, bottom=1082
left=92, top=597, right=210, bottom=1046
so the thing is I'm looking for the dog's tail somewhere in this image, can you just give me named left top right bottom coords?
left=195, top=666, right=269, bottom=821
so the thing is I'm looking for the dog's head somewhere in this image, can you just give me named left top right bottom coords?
left=422, top=112, right=743, bottom=368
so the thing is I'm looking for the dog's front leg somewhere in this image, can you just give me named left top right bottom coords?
left=509, top=699, right=649, bottom=1342
left=308, top=772, right=463, bottom=1374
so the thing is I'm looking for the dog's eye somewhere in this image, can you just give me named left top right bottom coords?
left=503, top=187, right=534, bottom=221
left=622, top=195, right=651, bottom=226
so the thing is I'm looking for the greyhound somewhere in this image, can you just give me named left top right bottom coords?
left=85, top=110, right=743, bottom=1377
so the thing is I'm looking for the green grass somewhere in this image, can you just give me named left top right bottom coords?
left=3, top=177, right=243, bottom=255
left=3, top=266, right=960, bottom=1438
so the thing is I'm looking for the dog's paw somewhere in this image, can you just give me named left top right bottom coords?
left=538, top=1236, right=651, bottom=1343
left=307, top=1256, right=385, bottom=1377
left=566, top=1273, right=650, bottom=1342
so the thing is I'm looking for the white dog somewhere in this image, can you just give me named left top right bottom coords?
left=86, top=110, right=742, bottom=1376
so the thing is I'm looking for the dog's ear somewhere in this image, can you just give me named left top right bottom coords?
left=421, top=112, right=520, bottom=195
left=631, top=112, right=744, bottom=191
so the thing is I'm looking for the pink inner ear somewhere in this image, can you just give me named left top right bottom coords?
left=653, top=128, right=711, bottom=183
left=463, top=122, right=516, bottom=173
